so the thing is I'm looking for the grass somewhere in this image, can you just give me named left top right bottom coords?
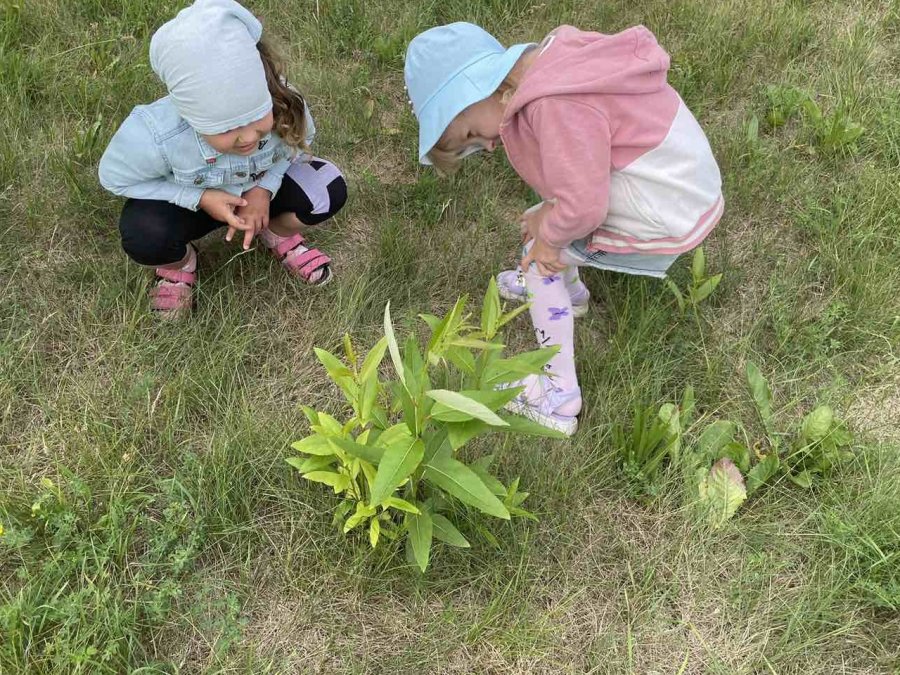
left=1, top=0, right=899, bottom=672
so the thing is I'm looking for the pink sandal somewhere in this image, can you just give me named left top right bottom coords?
left=267, top=233, right=332, bottom=286
left=149, top=246, right=197, bottom=319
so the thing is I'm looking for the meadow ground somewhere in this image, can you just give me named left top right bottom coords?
left=1, top=0, right=899, bottom=672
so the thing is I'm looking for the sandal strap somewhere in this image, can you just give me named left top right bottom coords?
left=155, top=267, right=197, bottom=285
left=274, top=233, right=306, bottom=259
left=287, top=248, right=331, bottom=280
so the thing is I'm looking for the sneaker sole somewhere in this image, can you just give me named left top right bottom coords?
left=503, top=399, right=578, bottom=437
left=498, top=285, right=588, bottom=318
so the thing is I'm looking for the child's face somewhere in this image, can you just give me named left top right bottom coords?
left=437, top=93, right=505, bottom=157
left=201, top=111, right=275, bottom=156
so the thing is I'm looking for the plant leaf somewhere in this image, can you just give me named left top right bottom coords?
left=481, top=276, right=501, bottom=338
left=446, top=419, right=490, bottom=450
left=432, top=513, right=471, bottom=548
left=469, top=462, right=506, bottom=497
left=788, top=470, right=813, bottom=489
left=327, top=437, right=384, bottom=465
left=801, top=405, right=834, bottom=442
left=370, top=438, right=424, bottom=505
left=482, top=346, right=559, bottom=386
left=665, top=279, right=686, bottom=313
left=426, top=390, right=509, bottom=426
left=343, top=502, right=376, bottom=533
left=291, top=435, right=335, bottom=457
left=359, top=336, right=388, bottom=383
left=698, top=420, right=737, bottom=461
left=369, top=518, right=380, bottom=548
left=692, top=247, right=706, bottom=284
left=496, top=413, right=568, bottom=439
left=746, top=361, right=775, bottom=436
left=406, top=509, right=433, bottom=573
left=383, top=302, right=406, bottom=387
left=746, top=453, right=780, bottom=496
left=384, top=497, right=421, bottom=514
left=286, top=455, right=334, bottom=474
left=496, top=301, right=531, bottom=330
left=690, top=274, right=722, bottom=304
left=424, top=454, right=510, bottom=519
left=699, top=458, right=747, bottom=528
left=303, top=471, right=351, bottom=494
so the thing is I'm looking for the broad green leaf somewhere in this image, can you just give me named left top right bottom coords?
left=721, top=442, right=751, bottom=473
left=496, top=301, right=531, bottom=330
left=666, top=279, right=686, bottom=313
left=419, top=313, right=441, bottom=330
left=332, top=500, right=353, bottom=529
left=692, top=246, right=706, bottom=284
left=658, top=403, right=682, bottom=461
left=286, top=455, right=334, bottom=474
left=482, top=347, right=559, bottom=386
left=406, top=510, right=433, bottom=573
left=299, top=405, right=319, bottom=425
left=698, top=421, right=737, bottom=461
left=343, top=503, right=376, bottom=533
left=496, top=413, right=568, bottom=439
left=690, top=274, right=722, bottom=304
left=291, top=435, right=335, bottom=457
left=426, top=296, right=467, bottom=360
left=424, top=454, right=510, bottom=519
left=314, top=347, right=352, bottom=380
left=342, top=333, right=357, bottom=368
left=699, top=458, right=746, bottom=528
left=432, top=513, right=471, bottom=548
left=377, top=423, right=414, bottom=448
left=801, top=405, right=834, bottom=442
left=303, top=471, right=351, bottom=494
left=481, top=276, right=501, bottom=338
left=788, top=470, right=813, bottom=489
left=746, top=361, right=774, bottom=434
left=446, top=345, right=476, bottom=374
left=328, top=437, right=384, bottom=465
left=829, top=422, right=853, bottom=447
left=383, top=302, right=406, bottom=386
left=426, top=389, right=509, bottom=426
left=746, top=453, right=780, bottom=496
left=370, top=438, right=424, bottom=505
left=384, top=497, right=420, bottom=514
left=358, top=373, right=378, bottom=422
left=470, top=461, right=506, bottom=497
left=423, top=429, right=452, bottom=464
left=446, top=419, right=490, bottom=450
left=359, top=336, right=388, bottom=383
left=360, top=460, right=377, bottom=490
left=369, top=517, right=380, bottom=548
left=313, top=413, right=343, bottom=436
left=450, top=337, right=504, bottom=351
left=403, top=333, right=426, bottom=396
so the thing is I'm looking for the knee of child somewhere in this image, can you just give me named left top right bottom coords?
left=119, top=206, right=185, bottom=266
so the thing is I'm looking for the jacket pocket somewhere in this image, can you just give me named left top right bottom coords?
left=172, top=167, right=225, bottom=188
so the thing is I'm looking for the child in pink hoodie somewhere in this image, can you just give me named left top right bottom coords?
left=405, top=23, right=723, bottom=435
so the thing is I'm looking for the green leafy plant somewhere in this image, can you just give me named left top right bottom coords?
left=683, top=362, right=855, bottom=528
left=287, top=280, right=564, bottom=572
left=801, top=98, right=865, bottom=152
left=614, top=386, right=693, bottom=498
left=666, top=247, right=722, bottom=314
left=764, top=84, right=809, bottom=128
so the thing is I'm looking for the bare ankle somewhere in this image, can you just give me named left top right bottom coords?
left=268, top=212, right=302, bottom=237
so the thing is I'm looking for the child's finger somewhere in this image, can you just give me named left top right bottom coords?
left=242, top=228, right=254, bottom=250
left=225, top=226, right=236, bottom=242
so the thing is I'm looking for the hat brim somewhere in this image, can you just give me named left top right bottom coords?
left=417, top=43, right=532, bottom=165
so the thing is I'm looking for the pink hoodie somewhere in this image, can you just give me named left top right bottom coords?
left=500, top=25, right=724, bottom=254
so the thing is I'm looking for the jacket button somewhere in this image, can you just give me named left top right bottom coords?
left=193, top=176, right=203, bottom=185
left=235, top=171, right=247, bottom=178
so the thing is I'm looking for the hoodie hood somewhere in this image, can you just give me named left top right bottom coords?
left=505, top=25, right=671, bottom=117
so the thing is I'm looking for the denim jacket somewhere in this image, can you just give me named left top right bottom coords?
left=98, top=96, right=315, bottom=210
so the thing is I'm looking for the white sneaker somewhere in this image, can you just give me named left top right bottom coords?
left=497, top=270, right=589, bottom=318
left=502, top=376, right=581, bottom=437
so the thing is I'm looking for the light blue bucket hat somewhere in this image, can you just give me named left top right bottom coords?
left=404, top=23, right=533, bottom=164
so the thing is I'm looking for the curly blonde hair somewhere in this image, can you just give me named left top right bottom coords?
left=257, top=38, right=309, bottom=151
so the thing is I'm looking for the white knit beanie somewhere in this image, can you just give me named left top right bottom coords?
left=150, top=0, right=273, bottom=135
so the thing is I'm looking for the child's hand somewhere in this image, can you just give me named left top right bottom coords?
left=232, top=186, right=271, bottom=249
left=519, top=199, right=556, bottom=243
left=521, top=235, right=566, bottom=277
left=199, top=189, right=250, bottom=244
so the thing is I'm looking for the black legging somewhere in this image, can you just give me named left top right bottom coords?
left=119, top=157, right=347, bottom=266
